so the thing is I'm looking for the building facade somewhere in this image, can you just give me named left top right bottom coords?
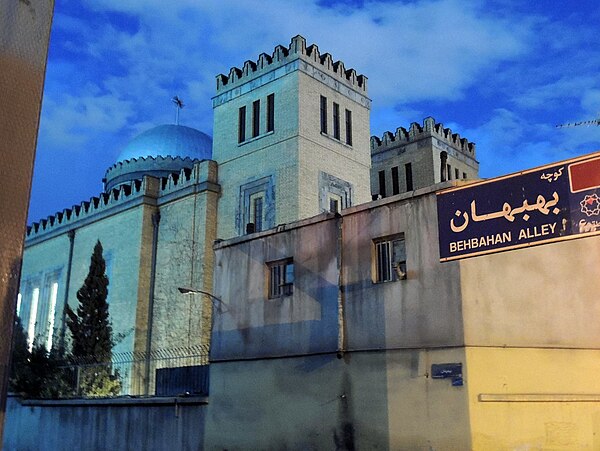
left=8, top=35, right=600, bottom=450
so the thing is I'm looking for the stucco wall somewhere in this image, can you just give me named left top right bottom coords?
left=465, top=347, right=600, bottom=450
left=342, top=191, right=464, bottom=350
left=211, top=215, right=340, bottom=360
left=459, top=234, right=600, bottom=348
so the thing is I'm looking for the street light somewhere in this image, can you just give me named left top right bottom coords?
left=177, top=287, right=228, bottom=313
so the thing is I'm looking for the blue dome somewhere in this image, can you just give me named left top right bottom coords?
left=117, top=124, right=212, bottom=163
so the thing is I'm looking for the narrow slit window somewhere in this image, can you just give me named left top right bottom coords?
left=238, top=106, right=246, bottom=143
left=345, top=109, right=352, bottom=145
left=378, top=170, right=386, bottom=198
left=266, top=93, right=275, bottom=132
left=405, top=163, right=413, bottom=191
left=252, top=196, right=263, bottom=232
left=333, top=102, right=340, bottom=140
left=252, top=100, right=260, bottom=138
left=455, top=168, right=460, bottom=180
left=391, top=166, right=399, bottom=195
left=447, top=164, right=452, bottom=180
left=320, top=96, right=328, bottom=134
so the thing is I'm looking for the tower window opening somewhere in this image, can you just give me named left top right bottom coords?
left=320, top=96, right=328, bottom=134
left=345, top=109, right=352, bottom=146
left=266, top=94, right=275, bottom=133
left=238, top=106, right=246, bottom=143
left=378, top=170, right=386, bottom=198
left=405, top=163, right=413, bottom=191
left=333, top=102, right=340, bottom=140
left=252, top=100, right=260, bottom=138
left=391, top=166, right=399, bottom=195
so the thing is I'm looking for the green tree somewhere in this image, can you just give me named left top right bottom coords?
left=66, top=240, right=120, bottom=397
left=8, top=317, right=70, bottom=398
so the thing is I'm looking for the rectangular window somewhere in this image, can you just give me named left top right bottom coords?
left=320, top=96, right=328, bottom=134
left=345, top=109, right=353, bottom=145
left=333, top=102, right=340, bottom=140
left=46, top=282, right=58, bottom=351
left=455, top=168, right=460, bottom=180
left=238, top=106, right=246, bottom=143
left=251, top=194, right=264, bottom=232
left=268, top=259, right=294, bottom=298
left=252, top=100, right=260, bottom=138
left=405, top=163, right=413, bottom=191
left=463, top=172, right=467, bottom=179
left=378, top=170, right=386, bottom=198
left=391, top=166, right=400, bottom=195
left=374, top=236, right=407, bottom=283
left=266, top=93, right=275, bottom=132
left=27, top=287, right=40, bottom=351
left=328, top=193, right=342, bottom=213
left=447, top=164, right=452, bottom=180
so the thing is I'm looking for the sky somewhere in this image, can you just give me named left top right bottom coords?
left=28, top=0, right=600, bottom=222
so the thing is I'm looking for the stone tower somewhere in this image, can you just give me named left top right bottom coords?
left=370, top=116, right=479, bottom=198
left=212, top=35, right=372, bottom=239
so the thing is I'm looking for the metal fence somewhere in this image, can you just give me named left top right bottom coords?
left=53, top=345, right=210, bottom=398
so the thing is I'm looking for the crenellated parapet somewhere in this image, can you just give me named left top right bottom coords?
left=370, top=116, right=476, bottom=157
left=215, top=35, right=367, bottom=94
left=26, top=161, right=218, bottom=242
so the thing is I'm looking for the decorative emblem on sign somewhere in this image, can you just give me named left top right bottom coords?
left=580, top=193, right=600, bottom=217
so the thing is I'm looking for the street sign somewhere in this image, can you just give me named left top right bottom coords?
left=437, top=152, right=600, bottom=261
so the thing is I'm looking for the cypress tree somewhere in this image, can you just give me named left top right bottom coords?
left=66, top=240, right=120, bottom=396
left=66, top=240, right=112, bottom=361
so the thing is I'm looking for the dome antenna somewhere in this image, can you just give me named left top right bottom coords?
left=171, top=95, right=184, bottom=125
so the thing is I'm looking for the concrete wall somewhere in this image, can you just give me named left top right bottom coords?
left=205, top=349, right=470, bottom=450
left=211, top=215, right=340, bottom=360
left=342, top=191, right=464, bottom=351
left=2, top=395, right=207, bottom=451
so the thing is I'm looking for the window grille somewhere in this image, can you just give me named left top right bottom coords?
left=268, top=259, right=294, bottom=298
left=374, top=236, right=406, bottom=283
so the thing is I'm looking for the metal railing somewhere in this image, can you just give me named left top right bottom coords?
left=50, top=345, right=210, bottom=399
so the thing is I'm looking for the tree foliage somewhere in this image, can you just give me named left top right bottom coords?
left=65, top=240, right=120, bottom=397
left=66, top=240, right=113, bottom=360
left=8, top=317, right=70, bottom=398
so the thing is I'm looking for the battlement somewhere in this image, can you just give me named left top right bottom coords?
left=26, top=161, right=215, bottom=241
left=370, top=117, right=476, bottom=157
left=216, top=35, right=367, bottom=94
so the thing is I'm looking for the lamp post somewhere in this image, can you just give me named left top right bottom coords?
left=177, top=287, right=227, bottom=313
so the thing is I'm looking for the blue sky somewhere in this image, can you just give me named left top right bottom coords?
left=29, top=0, right=600, bottom=222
